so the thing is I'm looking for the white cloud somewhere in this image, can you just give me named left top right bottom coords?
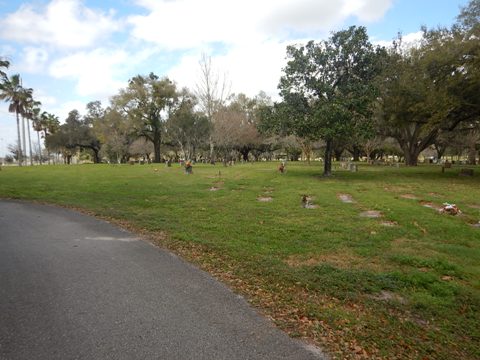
left=0, top=0, right=121, bottom=49
left=35, top=92, right=58, bottom=108
left=0, top=44, right=16, bottom=60
left=0, top=0, right=435, bottom=156
left=344, top=0, right=393, bottom=22
left=168, top=40, right=292, bottom=100
left=128, top=0, right=256, bottom=50
left=402, top=31, right=423, bottom=44
left=0, top=108, right=18, bottom=156
left=129, top=0, right=393, bottom=49
left=373, top=31, right=423, bottom=49
left=132, top=0, right=393, bottom=102
left=264, top=0, right=343, bottom=33
left=49, top=48, right=129, bottom=99
left=49, top=100, right=89, bottom=122
left=17, top=47, right=49, bottom=74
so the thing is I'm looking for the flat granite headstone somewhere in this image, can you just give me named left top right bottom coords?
left=400, top=194, right=418, bottom=200
left=360, top=210, right=382, bottom=218
left=338, top=194, right=355, bottom=203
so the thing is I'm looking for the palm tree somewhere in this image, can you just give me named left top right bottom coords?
left=20, top=86, right=33, bottom=165
left=32, top=110, right=45, bottom=164
left=0, top=58, right=9, bottom=79
left=41, top=112, right=60, bottom=164
left=24, top=97, right=41, bottom=165
left=0, top=74, right=30, bottom=166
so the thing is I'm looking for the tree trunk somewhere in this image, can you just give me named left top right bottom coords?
left=334, top=148, right=343, bottom=161
left=153, top=132, right=161, bottom=163
left=403, top=147, right=420, bottom=166
left=434, top=144, right=446, bottom=161
left=365, top=150, right=372, bottom=164
left=468, top=146, right=477, bottom=165
left=299, top=140, right=312, bottom=165
left=240, top=147, right=249, bottom=161
left=27, top=119, right=33, bottom=165
left=37, top=131, right=42, bottom=165
left=178, top=142, right=186, bottom=161
left=92, top=148, right=100, bottom=164
left=350, top=145, right=361, bottom=162
left=16, top=112, right=23, bottom=166
left=209, top=136, right=215, bottom=164
left=21, top=116, right=27, bottom=165
left=323, top=139, right=333, bottom=176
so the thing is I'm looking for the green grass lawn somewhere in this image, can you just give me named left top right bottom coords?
left=1, top=162, right=479, bottom=359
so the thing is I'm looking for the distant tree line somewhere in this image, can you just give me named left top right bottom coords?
left=1, top=0, right=478, bottom=173
left=44, top=74, right=273, bottom=165
left=0, top=60, right=60, bottom=166
left=258, top=0, right=479, bottom=175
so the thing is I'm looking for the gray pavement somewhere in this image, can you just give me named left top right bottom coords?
left=0, top=200, right=327, bottom=360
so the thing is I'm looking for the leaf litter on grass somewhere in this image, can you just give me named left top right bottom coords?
left=2, top=163, right=480, bottom=359
left=380, top=221, right=398, bottom=227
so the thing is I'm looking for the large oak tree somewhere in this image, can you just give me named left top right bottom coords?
left=261, top=26, right=384, bottom=175
left=378, top=0, right=480, bottom=165
left=113, top=73, right=178, bottom=163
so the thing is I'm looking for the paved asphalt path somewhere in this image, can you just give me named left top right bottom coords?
left=0, top=200, right=327, bottom=360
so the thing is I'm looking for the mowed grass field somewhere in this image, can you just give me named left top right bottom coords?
left=0, top=162, right=479, bottom=359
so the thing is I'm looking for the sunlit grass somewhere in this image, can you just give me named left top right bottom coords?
left=1, top=162, right=479, bottom=359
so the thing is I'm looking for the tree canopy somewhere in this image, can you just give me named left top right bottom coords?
left=261, top=26, right=385, bottom=175
left=2, top=1, right=479, bottom=168
left=112, top=73, right=178, bottom=163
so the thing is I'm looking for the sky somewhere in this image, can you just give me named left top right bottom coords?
left=0, top=0, right=470, bottom=156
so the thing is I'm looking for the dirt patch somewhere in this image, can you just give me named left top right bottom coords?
left=370, top=290, right=407, bottom=305
left=380, top=221, right=398, bottom=227
left=257, top=196, right=273, bottom=202
left=359, top=210, right=382, bottom=218
left=231, top=186, right=246, bottom=192
left=284, top=251, right=388, bottom=273
left=338, top=193, right=355, bottom=203
left=285, top=251, right=360, bottom=269
left=400, top=194, right=418, bottom=200
left=420, top=201, right=442, bottom=211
